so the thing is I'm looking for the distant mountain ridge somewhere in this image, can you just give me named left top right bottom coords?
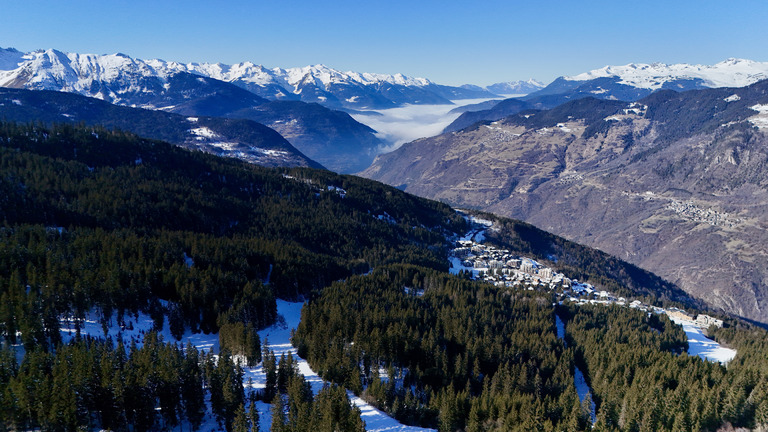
left=0, top=47, right=497, bottom=111
left=563, top=58, right=768, bottom=89
left=445, top=58, right=768, bottom=133
left=462, top=79, right=545, bottom=96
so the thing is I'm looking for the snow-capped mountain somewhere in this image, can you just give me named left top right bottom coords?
left=0, top=47, right=397, bottom=173
left=485, top=79, right=545, bottom=95
left=445, top=59, right=768, bottom=134
left=531, top=58, right=768, bottom=102
left=182, top=62, right=495, bottom=109
left=564, top=58, right=768, bottom=90
left=0, top=47, right=496, bottom=111
left=0, top=47, right=269, bottom=109
left=461, top=79, right=545, bottom=97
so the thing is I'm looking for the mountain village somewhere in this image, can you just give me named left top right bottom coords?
left=450, top=219, right=724, bottom=331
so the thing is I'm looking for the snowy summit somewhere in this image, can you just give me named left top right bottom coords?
left=564, top=58, right=768, bottom=90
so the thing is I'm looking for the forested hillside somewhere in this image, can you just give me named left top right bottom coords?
left=0, top=121, right=463, bottom=431
left=295, top=264, right=768, bottom=432
left=4, top=121, right=768, bottom=432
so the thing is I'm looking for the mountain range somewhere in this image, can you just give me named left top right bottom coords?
left=363, top=78, right=768, bottom=324
left=461, top=79, right=545, bottom=96
left=0, top=47, right=511, bottom=112
left=0, top=47, right=547, bottom=172
left=0, top=47, right=387, bottom=172
left=446, top=58, right=768, bottom=133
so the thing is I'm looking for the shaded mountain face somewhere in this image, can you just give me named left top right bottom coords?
left=363, top=80, right=768, bottom=323
left=0, top=48, right=389, bottom=173
left=171, top=98, right=382, bottom=173
left=0, top=88, right=322, bottom=169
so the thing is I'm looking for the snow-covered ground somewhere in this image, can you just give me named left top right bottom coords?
left=555, top=315, right=596, bottom=424
left=667, top=316, right=737, bottom=364
left=56, top=300, right=433, bottom=432
left=259, top=300, right=435, bottom=432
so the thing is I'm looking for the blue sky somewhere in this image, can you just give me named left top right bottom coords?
left=2, top=0, right=767, bottom=86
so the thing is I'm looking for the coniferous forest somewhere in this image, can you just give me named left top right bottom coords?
left=0, top=121, right=462, bottom=431
left=3, top=121, right=768, bottom=432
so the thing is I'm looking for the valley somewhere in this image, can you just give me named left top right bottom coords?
left=363, top=80, right=768, bottom=325
left=4, top=35, right=768, bottom=431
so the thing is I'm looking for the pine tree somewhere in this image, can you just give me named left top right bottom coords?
left=262, top=346, right=277, bottom=402
left=249, top=399, right=260, bottom=432
left=270, top=395, right=286, bottom=432
left=232, top=403, right=249, bottom=432
left=182, top=342, right=205, bottom=431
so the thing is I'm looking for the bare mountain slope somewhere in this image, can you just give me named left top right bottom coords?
left=362, top=80, right=768, bottom=323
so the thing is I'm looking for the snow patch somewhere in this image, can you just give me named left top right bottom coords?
left=403, top=287, right=425, bottom=297
left=190, top=126, right=221, bottom=140
left=255, top=147, right=289, bottom=156
left=748, top=104, right=768, bottom=129
left=183, top=252, right=194, bottom=268
left=724, top=94, right=741, bottom=102
left=574, top=367, right=596, bottom=424
left=667, top=316, right=737, bottom=364
left=208, top=142, right=240, bottom=151
left=555, top=315, right=595, bottom=424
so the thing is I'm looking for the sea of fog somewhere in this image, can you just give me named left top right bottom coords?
left=351, top=98, right=501, bottom=154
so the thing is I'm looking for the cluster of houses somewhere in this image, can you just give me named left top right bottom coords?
left=452, top=240, right=568, bottom=291
left=666, top=200, right=740, bottom=228
left=450, top=230, right=724, bottom=330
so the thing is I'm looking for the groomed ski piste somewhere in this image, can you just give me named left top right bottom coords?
left=56, top=299, right=434, bottom=432
left=668, top=316, right=737, bottom=364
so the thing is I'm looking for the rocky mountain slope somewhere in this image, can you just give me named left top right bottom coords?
left=0, top=88, right=323, bottom=169
left=363, top=79, right=768, bottom=323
